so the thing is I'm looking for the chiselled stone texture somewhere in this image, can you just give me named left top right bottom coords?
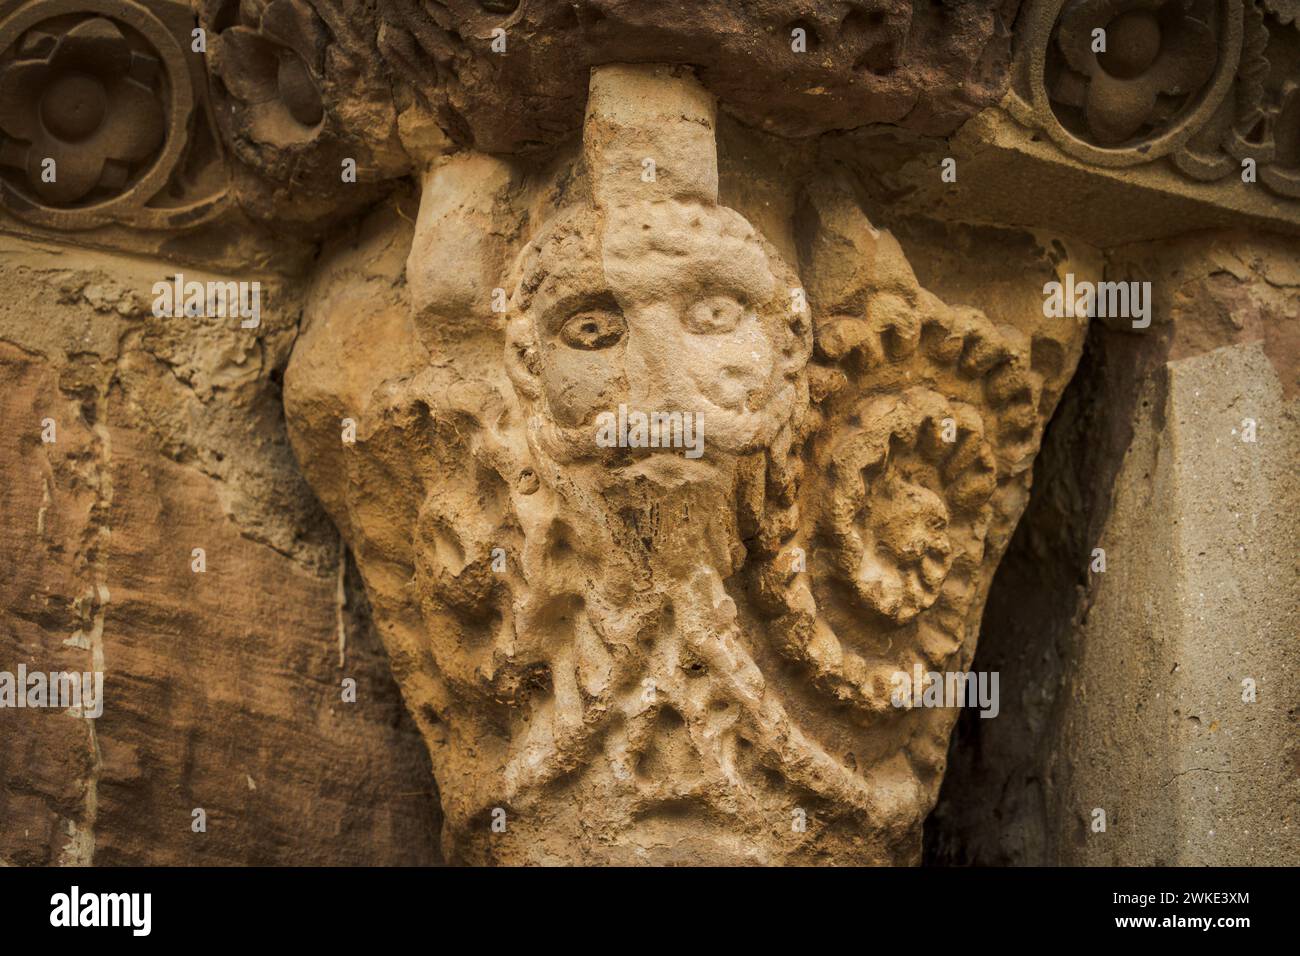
left=0, top=240, right=440, bottom=866
left=285, top=64, right=1085, bottom=864
left=377, top=0, right=1021, bottom=153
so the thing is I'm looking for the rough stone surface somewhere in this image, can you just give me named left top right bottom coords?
left=285, top=64, right=1085, bottom=865
left=0, top=240, right=440, bottom=866
left=929, top=232, right=1300, bottom=866
left=375, top=0, right=1021, bottom=154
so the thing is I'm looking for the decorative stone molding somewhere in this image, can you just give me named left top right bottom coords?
left=376, top=0, right=1018, bottom=153
left=0, top=0, right=228, bottom=229
left=1009, top=0, right=1300, bottom=199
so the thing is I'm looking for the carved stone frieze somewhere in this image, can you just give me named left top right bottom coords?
left=376, top=0, right=1021, bottom=153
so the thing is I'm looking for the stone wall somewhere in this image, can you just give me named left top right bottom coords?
left=930, top=232, right=1299, bottom=865
left=0, top=236, right=440, bottom=865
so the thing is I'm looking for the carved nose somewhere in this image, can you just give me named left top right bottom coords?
left=620, top=315, right=697, bottom=412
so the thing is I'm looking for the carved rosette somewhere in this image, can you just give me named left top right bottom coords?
left=0, top=0, right=227, bottom=229
left=752, top=204, right=1053, bottom=743
left=1010, top=0, right=1300, bottom=200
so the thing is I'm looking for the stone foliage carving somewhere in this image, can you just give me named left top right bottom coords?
left=1010, top=0, right=1300, bottom=199
left=284, top=64, right=1084, bottom=864
left=4, top=0, right=1293, bottom=238
left=211, top=0, right=327, bottom=136
left=198, top=0, right=410, bottom=229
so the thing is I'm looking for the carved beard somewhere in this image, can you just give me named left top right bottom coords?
left=479, top=401, right=912, bottom=865
left=522, top=403, right=752, bottom=580
left=498, top=421, right=744, bottom=813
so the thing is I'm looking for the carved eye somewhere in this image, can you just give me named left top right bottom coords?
left=684, top=296, right=746, bottom=335
left=560, top=310, right=625, bottom=350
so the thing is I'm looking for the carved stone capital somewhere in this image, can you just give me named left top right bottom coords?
left=285, top=63, right=1085, bottom=864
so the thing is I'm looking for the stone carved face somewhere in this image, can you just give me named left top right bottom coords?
left=504, top=198, right=809, bottom=473
left=285, top=64, right=1080, bottom=865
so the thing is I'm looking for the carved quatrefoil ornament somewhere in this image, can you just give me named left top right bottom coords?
left=0, top=0, right=226, bottom=230
left=1018, top=0, right=1244, bottom=166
